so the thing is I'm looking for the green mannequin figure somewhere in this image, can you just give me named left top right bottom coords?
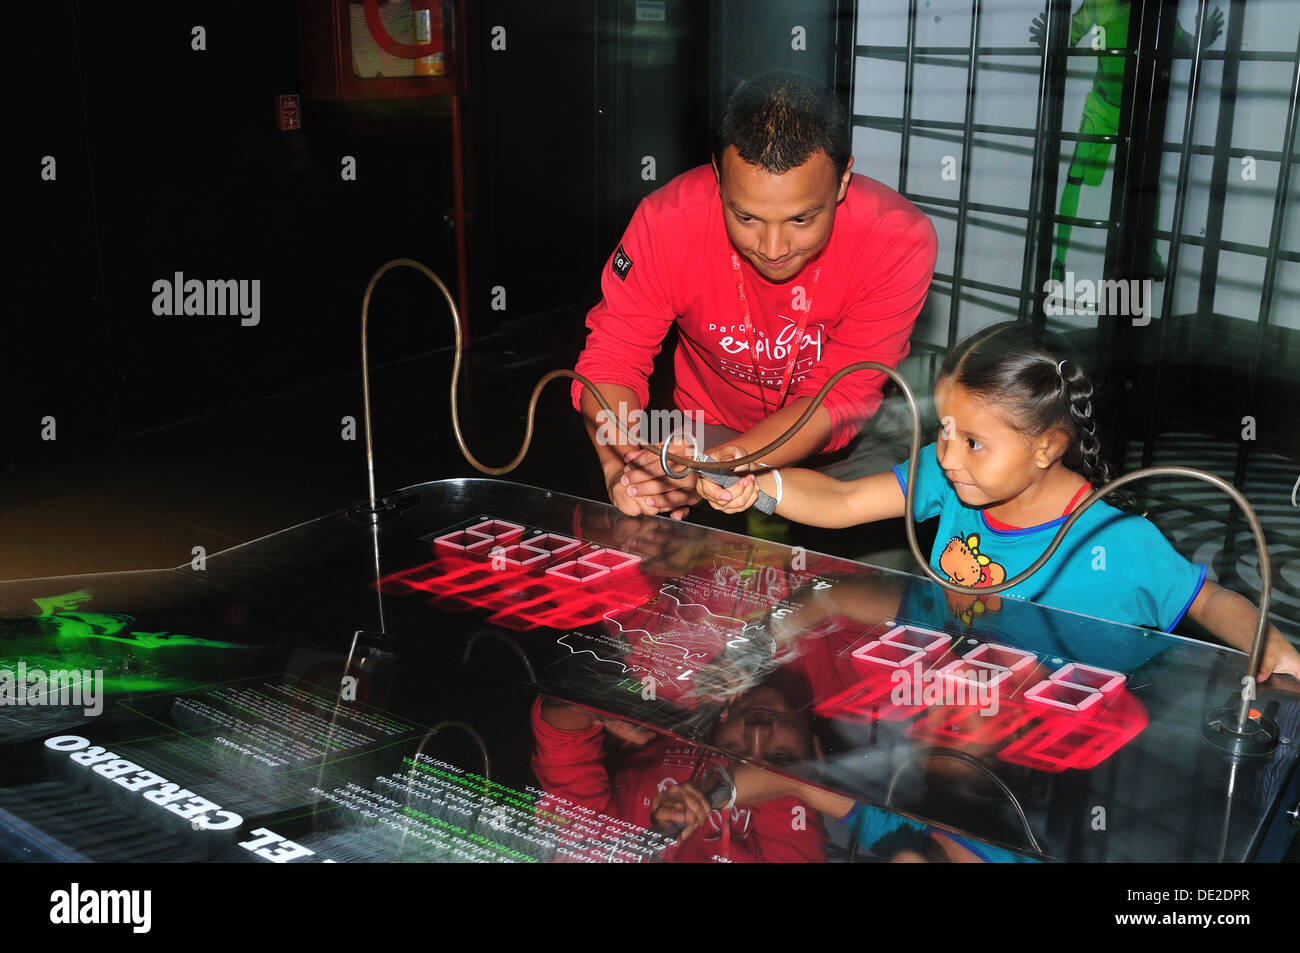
left=1031, top=1, right=1223, bottom=281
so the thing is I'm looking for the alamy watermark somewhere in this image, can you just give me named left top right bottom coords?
left=0, top=662, right=103, bottom=717
left=594, top=403, right=705, bottom=450
left=50, top=883, right=151, bottom=933
left=890, top=662, right=1001, bottom=717
left=1043, top=272, right=1152, bottom=326
left=151, top=272, right=260, bottom=326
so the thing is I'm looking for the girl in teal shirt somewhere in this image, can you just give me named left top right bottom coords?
left=699, top=321, right=1300, bottom=681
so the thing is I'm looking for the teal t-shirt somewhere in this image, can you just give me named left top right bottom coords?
left=844, top=803, right=1041, bottom=863
left=892, top=443, right=1207, bottom=632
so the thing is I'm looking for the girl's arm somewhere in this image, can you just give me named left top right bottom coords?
left=697, top=447, right=907, bottom=529
left=649, top=763, right=854, bottom=838
left=730, top=764, right=855, bottom=817
left=1185, top=581, right=1300, bottom=682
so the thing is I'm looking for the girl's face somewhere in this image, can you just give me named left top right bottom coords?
left=933, top=377, right=1050, bottom=507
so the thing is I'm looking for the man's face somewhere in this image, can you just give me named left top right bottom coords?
left=714, top=145, right=853, bottom=283
left=710, top=684, right=817, bottom=765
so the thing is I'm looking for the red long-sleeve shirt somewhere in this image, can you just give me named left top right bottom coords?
left=572, top=165, right=937, bottom=452
left=530, top=697, right=824, bottom=863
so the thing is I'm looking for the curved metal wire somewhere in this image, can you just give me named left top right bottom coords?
left=359, top=258, right=1275, bottom=735
left=461, top=629, right=538, bottom=684
left=885, top=746, right=1043, bottom=855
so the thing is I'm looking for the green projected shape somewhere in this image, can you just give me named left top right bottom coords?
left=1, top=589, right=246, bottom=695
left=1031, top=1, right=1223, bottom=280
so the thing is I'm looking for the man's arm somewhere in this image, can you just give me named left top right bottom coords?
left=573, top=196, right=680, bottom=513
left=723, top=398, right=832, bottom=469
left=650, top=763, right=854, bottom=837
left=531, top=698, right=614, bottom=814
left=579, top=383, right=660, bottom=517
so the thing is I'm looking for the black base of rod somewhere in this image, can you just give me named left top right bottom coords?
left=1201, top=705, right=1281, bottom=760
left=347, top=493, right=420, bottom=523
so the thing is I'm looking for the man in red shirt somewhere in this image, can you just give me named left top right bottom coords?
left=573, top=70, right=938, bottom=519
left=532, top=671, right=827, bottom=863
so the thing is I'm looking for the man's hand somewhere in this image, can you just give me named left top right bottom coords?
left=604, top=508, right=710, bottom=573
left=539, top=698, right=597, bottom=731
left=604, top=453, right=696, bottom=520
left=584, top=383, right=689, bottom=517
left=540, top=699, right=657, bottom=745
left=604, top=458, right=650, bottom=518
left=617, top=439, right=701, bottom=519
left=692, top=658, right=759, bottom=705
left=650, top=781, right=713, bottom=840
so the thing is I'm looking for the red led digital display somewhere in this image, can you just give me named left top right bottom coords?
left=812, top=661, right=929, bottom=723
left=381, top=524, right=1150, bottom=773
left=813, top=627, right=1149, bottom=773
left=375, top=517, right=653, bottom=631
left=907, top=692, right=1040, bottom=749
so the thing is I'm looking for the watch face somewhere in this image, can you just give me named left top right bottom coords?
left=703, top=767, right=736, bottom=810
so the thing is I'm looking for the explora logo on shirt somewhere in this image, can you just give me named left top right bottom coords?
left=612, top=245, right=634, bottom=280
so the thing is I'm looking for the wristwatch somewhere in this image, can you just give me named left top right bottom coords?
left=701, top=765, right=738, bottom=812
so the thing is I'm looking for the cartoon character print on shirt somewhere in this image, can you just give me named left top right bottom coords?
left=715, top=314, right=825, bottom=392
left=938, top=533, right=1006, bottom=625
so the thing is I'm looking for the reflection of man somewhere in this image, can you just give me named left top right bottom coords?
left=532, top=668, right=826, bottom=862
left=574, top=70, right=937, bottom=520
left=653, top=757, right=1041, bottom=863
left=1031, top=1, right=1223, bottom=281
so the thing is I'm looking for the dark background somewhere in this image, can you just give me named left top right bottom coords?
left=9, top=0, right=1299, bottom=633
left=15, top=0, right=842, bottom=463
left=8, top=0, right=845, bottom=578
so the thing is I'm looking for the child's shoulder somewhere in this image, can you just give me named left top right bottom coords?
left=1072, top=495, right=1181, bottom=554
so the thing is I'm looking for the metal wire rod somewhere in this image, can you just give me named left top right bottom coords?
left=358, top=258, right=1275, bottom=737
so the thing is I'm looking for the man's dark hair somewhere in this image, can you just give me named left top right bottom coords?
left=713, top=70, right=851, bottom=180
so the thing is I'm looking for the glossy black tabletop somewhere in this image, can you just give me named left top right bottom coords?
left=1, top=479, right=1296, bottom=863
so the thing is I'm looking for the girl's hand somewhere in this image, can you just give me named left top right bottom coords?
left=698, top=472, right=760, bottom=513
left=696, top=444, right=760, bottom=514
left=1261, top=633, right=1300, bottom=683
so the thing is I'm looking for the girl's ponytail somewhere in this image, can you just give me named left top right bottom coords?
left=1058, top=360, right=1117, bottom=490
